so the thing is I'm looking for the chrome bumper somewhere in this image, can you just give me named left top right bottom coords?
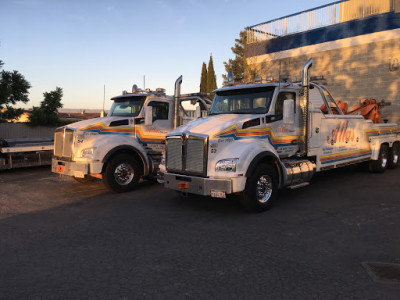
left=52, top=158, right=89, bottom=178
left=164, top=172, right=232, bottom=196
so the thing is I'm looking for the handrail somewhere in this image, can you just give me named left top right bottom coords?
left=247, top=0, right=346, bottom=29
left=246, top=0, right=394, bottom=44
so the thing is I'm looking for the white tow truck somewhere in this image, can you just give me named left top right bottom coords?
left=162, top=58, right=400, bottom=212
left=52, top=77, right=211, bottom=192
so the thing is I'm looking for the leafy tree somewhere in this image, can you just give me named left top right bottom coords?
left=0, top=60, right=31, bottom=122
left=29, top=87, right=63, bottom=126
left=206, top=55, right=217, bottom=100
left=200, top=62, right=208, bottom=93
left=223, top=30, right=252, bottom=83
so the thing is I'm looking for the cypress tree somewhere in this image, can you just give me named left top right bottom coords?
left=200, top=62, right=207, bottom=93
left=206, top=55, right=217, bottom=100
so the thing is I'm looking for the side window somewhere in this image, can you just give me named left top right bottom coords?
left=275, top=92, right=296, bottom=120
left=149, top=101, right=169, bottom=122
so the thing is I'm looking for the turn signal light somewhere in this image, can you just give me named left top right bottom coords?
left=178, top=182, right=189, bottom=190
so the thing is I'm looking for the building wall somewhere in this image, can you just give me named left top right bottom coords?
left=0, top=123, right=55, bottom=139
left=246, top=12, right=400, bottom=123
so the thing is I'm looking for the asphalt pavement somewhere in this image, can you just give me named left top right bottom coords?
left=0, top=166, right=399, bottom=299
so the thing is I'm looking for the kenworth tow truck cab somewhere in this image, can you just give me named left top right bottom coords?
left=162, top=58, right=400, bottom=212
left=52, top=77, right=211, bottom=192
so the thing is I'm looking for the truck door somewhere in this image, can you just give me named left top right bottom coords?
left=138, top=100, right=172, bottom=152
left=308, top=87, right=324, bottom=151
left=272, top=91, right=299, bottom=157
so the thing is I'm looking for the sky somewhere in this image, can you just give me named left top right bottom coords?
left=0, top=0, right=332, bottom=111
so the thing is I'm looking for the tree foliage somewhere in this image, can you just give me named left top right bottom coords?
left=0, top=60, right=31, bottom=122
left=29, top=87, right=64, bottom=126
left=206, top=55, right=217, bottom=100
left=200, top=62, right=207, bottom=93
left=223, top=30, right=250, bottom=83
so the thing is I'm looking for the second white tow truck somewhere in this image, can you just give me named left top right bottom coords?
left=52, top=77, right=211, bottom=192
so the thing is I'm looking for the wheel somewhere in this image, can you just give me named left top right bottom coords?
left=239, top=163, right=278, bottom=212
left=369, top=144, right=389, bottom=173
left=73, top=175, right=98, bottom=184
left=103, top=154, right=141, bottom=193
left=388, top=143, right=399, bottom=169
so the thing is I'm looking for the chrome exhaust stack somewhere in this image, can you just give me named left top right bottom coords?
left=173, top=75, right=183, bottom=129
left=300, top=58, right=313, bottom=156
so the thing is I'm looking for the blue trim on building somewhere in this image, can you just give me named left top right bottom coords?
left=246, top=12, right=400, bottom=58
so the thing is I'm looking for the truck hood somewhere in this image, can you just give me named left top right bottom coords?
left=63, top=116, right=132, bottom=131
left=169, top=114, right=261, bottom=138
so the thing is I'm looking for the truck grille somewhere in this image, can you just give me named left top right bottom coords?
left=54, top=127, right=74, bottom=158
left=166, top=134, right=207, bottom=176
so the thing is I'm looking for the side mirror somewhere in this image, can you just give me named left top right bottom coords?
left=145, top=106, right=153, bottom=126
left=195, top=106, right=201, bottom=118
left=283, top=99, right=294, bottom=125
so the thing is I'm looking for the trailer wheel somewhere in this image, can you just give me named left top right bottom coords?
left=388, top=143, right=399, bottom=169
left=369, top=144, right=389, bottom=173
left=73, top=176, right=98, bottom=184
left=103, top=153, right=140, bottom=193
left=239, top=163, right=278, bottom=212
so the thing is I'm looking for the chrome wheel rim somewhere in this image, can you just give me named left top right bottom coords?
left=381, top=151, right=388, bottom=168
left=393, top=153, right=399, bottom=164
left=256, top=175, right=273, bottom=203
left=393, top=146, right=399, bottom=164
left=114, top=163, right=134, bottom=185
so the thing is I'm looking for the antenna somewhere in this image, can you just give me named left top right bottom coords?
left=279, top=61, right=281, bottom=89
left=143, top=75, right=145, bottom=90
left=102, top=84, right=105, bottom=117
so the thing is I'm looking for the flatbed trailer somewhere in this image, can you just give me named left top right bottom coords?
left=0, top=138, right=54, bottom=170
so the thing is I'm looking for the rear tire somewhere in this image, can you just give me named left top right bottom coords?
left=369, top=144, right=389, bottom=173
left=73, top=176, right=98, bottom=184
left=239, top=163, right=278, bottom=212
left=103, top=154, right=141, bottom=193
left=388, top=143, right=399, bottom=169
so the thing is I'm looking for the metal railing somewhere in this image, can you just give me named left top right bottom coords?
left=247, top=0, right=394, bottom=44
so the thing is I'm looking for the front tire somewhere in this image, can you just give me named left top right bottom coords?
left=388, top=143, right=399, bottom=169
left=103, top=154, right=141, bottom=193
left=369, top=144, right=389, bottom=173
left=239, top=163, right=278, bottom=212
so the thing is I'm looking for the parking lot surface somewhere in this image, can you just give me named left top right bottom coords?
left=1, top=166, right=400, bottom=299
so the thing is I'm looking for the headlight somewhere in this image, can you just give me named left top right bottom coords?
left=215, top=158, right=239, bottom=172
left=80, top=147, right=96, bottom=159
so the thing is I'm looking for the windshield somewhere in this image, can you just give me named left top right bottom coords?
left=108, top=97, right=146, bottom=117
left=210, top=87, right=275, bottom=115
